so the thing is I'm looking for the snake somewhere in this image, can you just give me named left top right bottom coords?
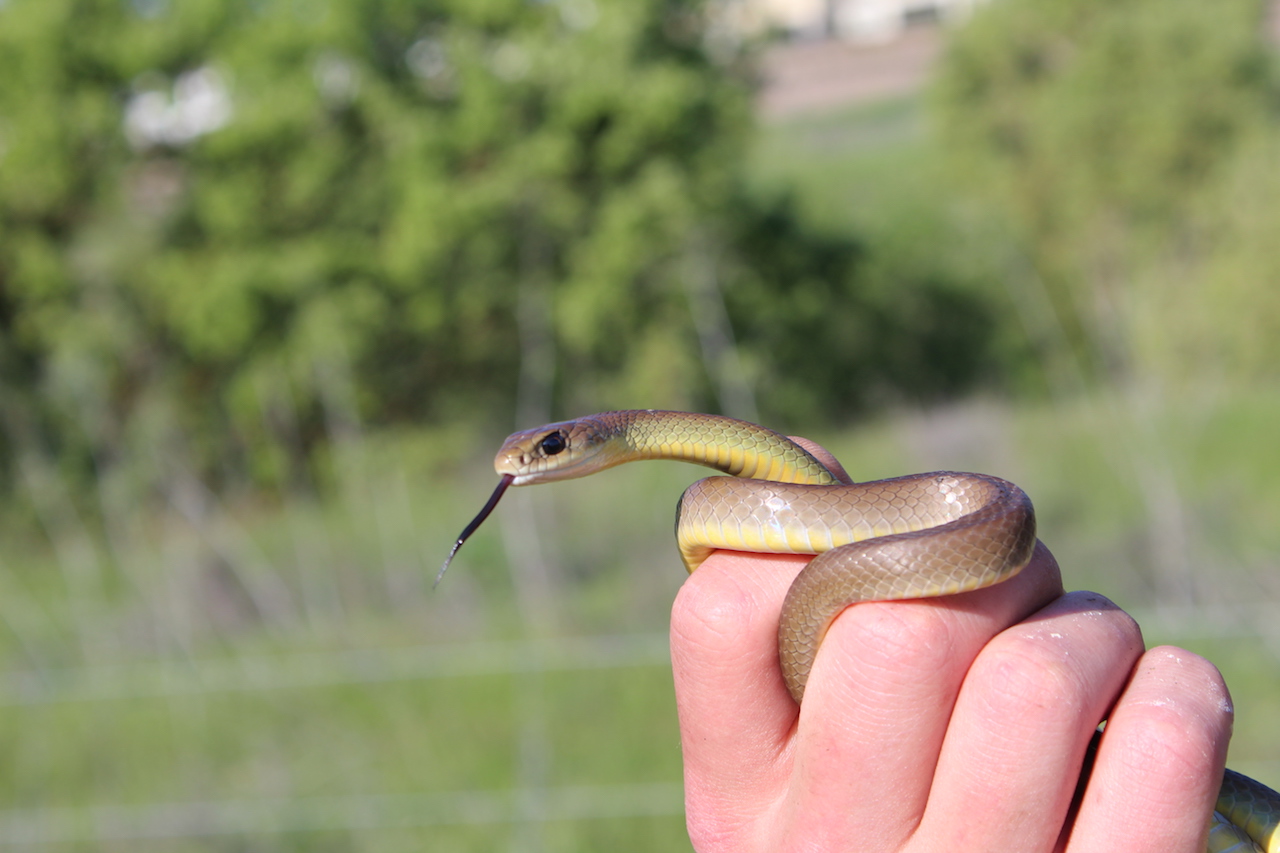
left=440, top=409, right=1280, bottom=852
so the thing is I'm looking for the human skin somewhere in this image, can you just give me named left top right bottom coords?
left=668, top=442, right=1234, bottom=853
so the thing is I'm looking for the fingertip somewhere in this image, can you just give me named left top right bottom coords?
left=1024, top=539, right=1065, bottom=599
left=786, top=435, right=854, bottom=485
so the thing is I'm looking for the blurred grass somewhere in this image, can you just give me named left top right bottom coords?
left=4, top=388, right=1280, bottom=849
left=2, top=94, right=1279, bottom=850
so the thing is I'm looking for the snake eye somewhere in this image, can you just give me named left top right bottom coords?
left=539, top=431, right=567, bottom=456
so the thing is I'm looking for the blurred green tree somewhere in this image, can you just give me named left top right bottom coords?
left=932, top=0, right=1276, bottom=386
left=0, top=0, right=998, bottom=500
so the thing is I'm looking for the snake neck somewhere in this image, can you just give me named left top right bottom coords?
left=600, top=410, right=841, bottom=485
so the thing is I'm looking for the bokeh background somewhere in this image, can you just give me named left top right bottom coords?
left=2, top=0, right=1279, bottom=849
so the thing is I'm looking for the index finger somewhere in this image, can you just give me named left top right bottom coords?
left=671, top=549, right=807, bottom=845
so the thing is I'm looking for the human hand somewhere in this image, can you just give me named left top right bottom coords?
left=669, top=447, right=1233, bottom=852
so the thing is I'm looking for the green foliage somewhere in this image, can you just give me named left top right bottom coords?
left=1132, top=126, right=1280, bottom=382
left=0, top=0, right=742, bottom=493
left=932, top=0, right=1277, bottom=383
left=725, top=190, right=1000, bottom=422
left=0, top=0, right=1001, bottom=502
left=744, top=96, right=1021, bottom=413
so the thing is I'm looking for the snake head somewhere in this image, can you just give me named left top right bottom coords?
left=440, top=414, right=618, bottom=587
left=437, top=415, right=616, bottom=586
left=494, top=415, right=617, bottom=484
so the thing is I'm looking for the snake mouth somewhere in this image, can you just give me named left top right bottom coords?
left=495, top=450, right=604, bottom=485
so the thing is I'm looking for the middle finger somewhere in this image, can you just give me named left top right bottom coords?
left=775, top=541, right=1065, bottom=850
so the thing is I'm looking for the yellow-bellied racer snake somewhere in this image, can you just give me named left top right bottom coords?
left=439, top=409, right=1280, bottom=852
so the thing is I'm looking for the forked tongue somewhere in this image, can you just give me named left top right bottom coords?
left=435, top=474, right=515, bottom=588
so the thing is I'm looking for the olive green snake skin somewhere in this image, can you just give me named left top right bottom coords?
left=441, top=410, right=1280, bottom=852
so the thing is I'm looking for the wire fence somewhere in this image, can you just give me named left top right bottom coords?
left=2, top=609, right=1278, bottom=707
left=0, top=634, right=673, bottom=707
left=0, top=783, right=687, bottom=846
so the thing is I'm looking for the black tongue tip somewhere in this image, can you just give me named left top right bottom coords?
left=435, top=474, right=515, bottom=588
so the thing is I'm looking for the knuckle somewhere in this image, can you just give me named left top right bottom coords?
left=1117, top=646, right=1234, bottom=774
left=671, top=563, right=764, bottom=656
left=970, top=635, right=1087, bottom=724
left=829, top=601, right=960, bottom=680
left=1117, top=705, right=1218, bottom=779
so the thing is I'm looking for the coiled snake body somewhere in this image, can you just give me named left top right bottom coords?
left=441, top=410, right=1280, bottom=852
